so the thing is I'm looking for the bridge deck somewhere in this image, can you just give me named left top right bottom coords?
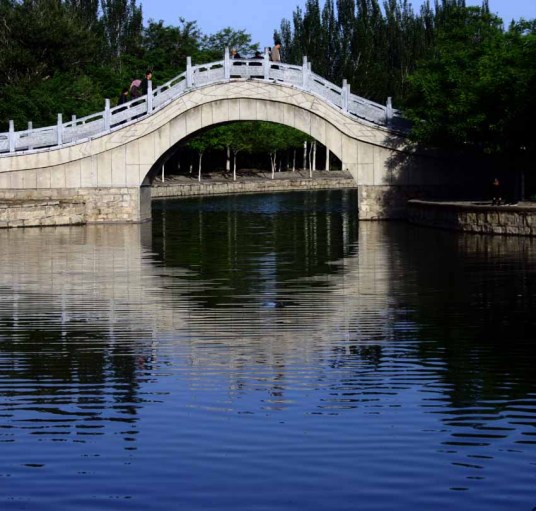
left=0, top=48, right=408, bottom=156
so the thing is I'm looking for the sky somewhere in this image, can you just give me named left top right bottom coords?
left=141, top=0, right=536, bottom=47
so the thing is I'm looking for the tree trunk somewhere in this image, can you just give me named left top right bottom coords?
left=198, top=152, right=203, bottom=182
left=233, top=151, right=237, bottom=181
left=309, top=142, right=314, bottom=178
left=226, top=145, right=231, bottom=172
left=293, top=150, right=296, bottom=172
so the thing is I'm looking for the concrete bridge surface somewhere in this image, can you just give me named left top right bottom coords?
left=0, top=49, right=450, bottom=224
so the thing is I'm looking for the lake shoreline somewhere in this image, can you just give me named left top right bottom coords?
left=151, top=169, right=357, bottom=199
left=2, top=169, right=536, bottom=236
left=408, top=199, right=536, bottom=236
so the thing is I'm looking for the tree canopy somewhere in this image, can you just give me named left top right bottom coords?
left=0, top=0, right=256, bottom=130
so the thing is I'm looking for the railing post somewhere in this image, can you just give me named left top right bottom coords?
left=57, top=114, right=63, bottom=146
left=147, top=80, right=153, bottom=112
left=342, top=79, right=348, bottom=113
left=263, top=47, right=270, bottom=80
left=302, top=56, right=309, bottom=89
left=104, top=99, right=111, bottom=131
left=386, top=96, right=393, bottom=124
left=28, top=121, right=33, bottom=150
left=8, top=120, right=15, bottom=153
left=224, top=47, right=231, bottom=80
left=186, top=57, right=193, bottom=88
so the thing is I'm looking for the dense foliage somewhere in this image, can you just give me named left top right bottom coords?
left=181, top=122, right=318, bottom=181
left=0, top=0, right=257, bottom=130
left=280, top=0, right=536, bottom=166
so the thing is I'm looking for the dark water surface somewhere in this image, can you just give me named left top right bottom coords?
left=1, top=190, right=536, bottom=510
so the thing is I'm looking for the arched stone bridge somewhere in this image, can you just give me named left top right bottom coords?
left=0, top=49, right=448, bottom=223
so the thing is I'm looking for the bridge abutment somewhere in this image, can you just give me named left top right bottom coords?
left=0, top=186, right=151, bottom=228
left=357, top=185, right=448, bottom=219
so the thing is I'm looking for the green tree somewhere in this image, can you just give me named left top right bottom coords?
left=201, top=27, right=258, bottom=60
left=65, top=0, right=100, bottom=28
left=100, top=0, right=143, bottom=62
left=142, top=18, right=202, bottom=82
left=404, top=5, right=507, bottom=151
left=0, top=0, right=104, bottom=129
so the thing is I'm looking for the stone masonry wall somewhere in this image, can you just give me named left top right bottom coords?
left=0, top=200, right=85, bottom=228
left=0, top=187, right=148, bottom=228
left=151, top=177, right=357, bottom=198
left=358, top=185, right=450, bottom=220
left=408, top=200, right=536, bottom=236
left=0, top=179, right=354, bottom=229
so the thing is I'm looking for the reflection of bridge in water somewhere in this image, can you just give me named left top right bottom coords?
left=0, top=221, right=398, bottom=374
left=0, top=214, right=534, bottom=424
left=0, top=49, right=451, bottom=223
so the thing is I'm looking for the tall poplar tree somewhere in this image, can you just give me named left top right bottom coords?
left=100, top=0, right=142, bottom=62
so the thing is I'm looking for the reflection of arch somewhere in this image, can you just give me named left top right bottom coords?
left=0, top=219, right=395, bottom=359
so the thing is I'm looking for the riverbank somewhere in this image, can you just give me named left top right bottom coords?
left=0, top=170, right=356, bottom=228
left=151, top=169, right=357, bottom=198
left=2, top=170, right=536, bottom=235
left=408, top=199, right=536, bottom=236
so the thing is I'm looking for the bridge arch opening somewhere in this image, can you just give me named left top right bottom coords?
left=145, top=120, right=343, bottom=185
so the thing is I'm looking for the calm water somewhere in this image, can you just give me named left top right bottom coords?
left=1, top=190, right=535, bottom=510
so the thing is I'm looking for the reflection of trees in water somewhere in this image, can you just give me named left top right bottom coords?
left=152, top=190, right=359, bottom=308
left=387, top=223, right=536, bottom=407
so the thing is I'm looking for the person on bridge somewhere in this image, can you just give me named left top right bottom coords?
left=140, top=70, right=153, bottom=96
left=130, top=79, right=142, bottom=99
left=117, top=87, right=129, bottom=106
left=270, top=40, right=281, bottom=63
left=113, top=87, right=130, bottom=127
left=231, top=49, right=243, bottom=78
left=250, top=50, right=263, bottom=78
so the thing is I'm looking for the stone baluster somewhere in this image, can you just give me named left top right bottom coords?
left=263, top=48, right=270, bottom=80
left=342, top=79, right=349, bottom=112
left=186, top=57, right=193, bottom=88
left=147, top=80, right=153, bottom=113
left=104, top=99, right=111, bottom=131
left=57, top=114, right=63, bottom=146
left=224, top=47, right=231, bottom=80
left=386, top=97, right=393, bottom=124
left=302, top=56, right=309, bottom=89
left=28, top=121, right=33, bottom=150
left=8, top=120, right=15, bottom=153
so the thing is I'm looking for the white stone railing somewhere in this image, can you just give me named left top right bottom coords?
left=0, top=48, right=406, bottom=155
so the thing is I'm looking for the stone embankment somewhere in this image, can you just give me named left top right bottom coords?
left=151, top=170, right=357, bottom=198
left=0, top=199, right=86, bottom=229
left=0, top=170, right=356, bottom=228
left=408, top=199, right=536, bottom=236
